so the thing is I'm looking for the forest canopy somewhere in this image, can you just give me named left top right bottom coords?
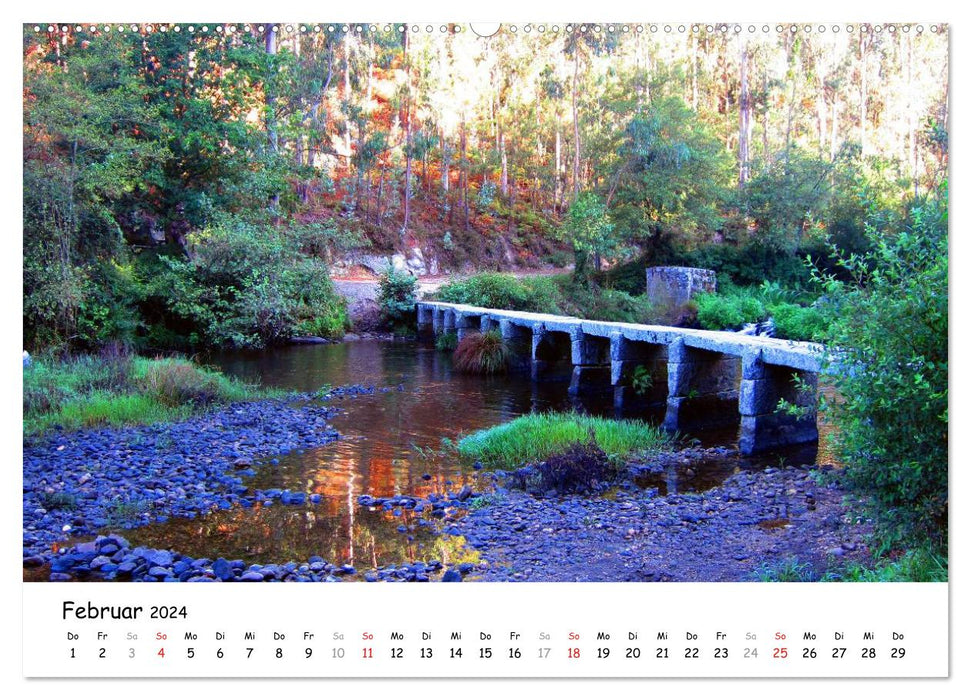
left=23, top=23, right=949, bottom=350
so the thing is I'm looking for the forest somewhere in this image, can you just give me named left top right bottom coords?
left=24, top=22, right=948, bottom=351
left=23, top=23, right=948, bottom=577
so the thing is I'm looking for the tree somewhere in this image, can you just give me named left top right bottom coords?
left=562, top=192, right=617, bottom=282
left=817, top=185, right=947, bottom=556
left=607, top=96, right=733, bottom=250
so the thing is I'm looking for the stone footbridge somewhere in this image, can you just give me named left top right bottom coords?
left=417, top=301, right=825, bottom=455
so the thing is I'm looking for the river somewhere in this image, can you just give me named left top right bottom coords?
left=116, top=340, right=833, bottom=571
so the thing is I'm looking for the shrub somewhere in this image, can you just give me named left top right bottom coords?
left=505, top=440, right=614, bottom=496
left=23, top=354, right=270, bottom=435
left=436, top=273, right=565, bottom=314
left=146, top=217, right=348, bottom=349
left=695, top=292, right=765, bottom=330
left=378, top=267, right=418, bottom=327
left=817, top=190, right=947, bottom=556
left=630, top=366, right=654, bottom=396
left=836, top=548, right=948, bottom=582
left=565, top=285, right=655, bottom=324
left=452, top=331, right=510, bottom=374
left=435, top=331, right=458, bottom=352
left=139, top=358, right=223, bottom=407
left=768, top=303, right=829, bottom=341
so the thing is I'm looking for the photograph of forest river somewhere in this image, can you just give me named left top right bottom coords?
left=23, top=22, right=947, bottom=583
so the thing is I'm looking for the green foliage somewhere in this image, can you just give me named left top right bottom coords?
left=752, top=557, right=817, bottom=582
left=561, top=192, right=619, bottom=281
left=695, top=291, right=766, bottom=331
left=608, top=97, right=733, bottom=246
left=835, top=548, right=947, bottom=582
left=378, top=267, right=418, bottom=326
left=565, top=284, right=655, bottom=324
left=818, top=189, right=948, bottom=555
left=147, top=217, right=347, bottom=348
left=630, top=366, right=654, bottom=396
left=740, top=148, right=837, bottom=253
left=23, top=354, right=273, bottom=436
left=768, top=303, right=828, bottom=341
left=39, top=491, right=80, bottom=511
left=452, top=331, right=510, bottom=375
left=436, top=273, right=565, bottom=314
left=23, top=31, right=168, bottom=350
left=435, top=331, right=458, bottom=352
left=457, top=412, right=671, bottom=469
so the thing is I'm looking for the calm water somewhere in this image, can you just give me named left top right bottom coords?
left=119, top=340, right=832, bottom=569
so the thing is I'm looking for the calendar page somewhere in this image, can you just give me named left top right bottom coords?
left=15, top=0, right=956, bottom=692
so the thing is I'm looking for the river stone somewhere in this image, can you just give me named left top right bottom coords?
left=212, top=558, right=234, bottom=581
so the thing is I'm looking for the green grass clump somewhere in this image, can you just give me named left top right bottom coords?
left=752, top=556, right=818, bottom=582
left=835, top=549, right=947, bottom=582
left=23, top=353, right=274, bottom=436
left=456, top=412, right=671, bottom=468
left=452, top=331, right=509, bottom=374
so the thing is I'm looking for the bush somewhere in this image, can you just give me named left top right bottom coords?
left=818, top=190, right=947, bottom=556
left=378, top=267, right=418, bottom=327
left=695, top=292, right=765, bottom=330
left=435, top=331, right=458, bottom=352
left=452, top=331, right=509, bottom=374
left=565, top=285, right=655, bottom=324
left=139, top=358, right=223, bottom=407
left=436, top=273, right=565, bottom=314
left=146, top=217, right=348, bottom=349
left=768, top=303, right=829, bottom=341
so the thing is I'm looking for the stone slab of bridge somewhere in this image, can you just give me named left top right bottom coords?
left=416, top=302, right=824, bottom=455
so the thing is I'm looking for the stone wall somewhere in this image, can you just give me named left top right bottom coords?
left=645, top=266, right=717, bottom=308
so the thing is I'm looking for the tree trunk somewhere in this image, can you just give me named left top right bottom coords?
left=572, top=48, right=581, bottom=199
left=554, top=129, right=561, bottom=215
left=461, top=117, right=470, bottom=229
left=907, top=31, right=917, bottom=195
left=500, top=130, right=508, bottom=198
left=265, top=27, right=280, bottom=213
left=691, top=32, right=698, bottom=112
left=830, top=93, right=839, bottom=162
left=401, top=30, right=412, bottom=244
left=859, top=31, right=868, bottom=156
left=738, top=40, right=752, bottom=186
left=761, top=68, right=769, bottom=160
left=344, top=34, right=352, bottom=166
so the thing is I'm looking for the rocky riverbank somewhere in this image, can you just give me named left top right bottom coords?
left=25, top=383, right=869, bottom=583
left=446, top=452, right=871, bottom=582
left=22, top=387, right=381, bottom=564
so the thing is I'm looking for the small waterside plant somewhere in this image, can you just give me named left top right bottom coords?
left=435, top=330, right=458, bottom=352
left=457, top=411, right=671, bottom=469
left=452, top=330, right=510, bottom=375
